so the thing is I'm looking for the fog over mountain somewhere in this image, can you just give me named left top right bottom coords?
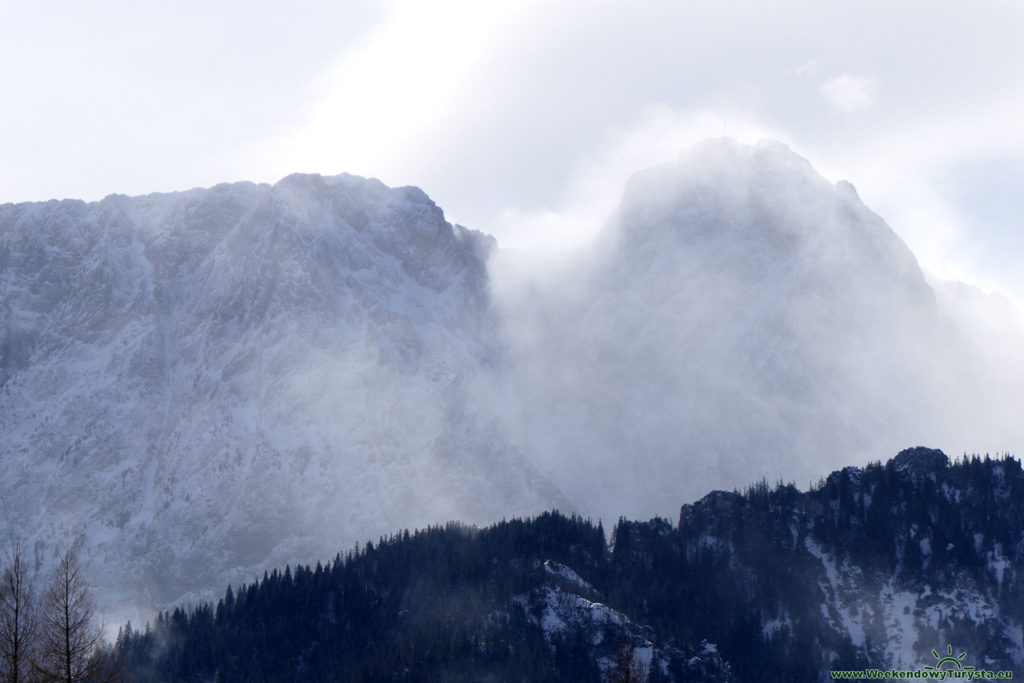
left=491, top=138, right=1024, bottom=521
left=1, top=139, right=1021, bottom=618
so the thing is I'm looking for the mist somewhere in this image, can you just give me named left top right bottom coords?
left=2, top=138, right=1022, bottom=631
left=483, top=138, right=1024, bottom=524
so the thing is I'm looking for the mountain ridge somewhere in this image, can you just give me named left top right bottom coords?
left=2, top=138, right=1023, bottom=623
left=0, top=171, right=561, bottom=618
left=111, top=446, right=1024, bottom=681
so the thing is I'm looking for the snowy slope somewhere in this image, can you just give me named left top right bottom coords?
left=0, top=173, right=562, bottom=615
left=610, top=448, right=1024, bottom=677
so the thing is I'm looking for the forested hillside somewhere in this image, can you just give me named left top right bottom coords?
left=112, top=448, right=1024, bottom=682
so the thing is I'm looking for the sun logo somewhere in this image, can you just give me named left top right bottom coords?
left=923, top=644, right=975, bottom=672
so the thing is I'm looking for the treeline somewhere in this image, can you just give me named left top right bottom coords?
left=604, top=449, right=1024, bottom=679
left=13, top=448, right=1024, bottom=681
left=117, top=514, right=616, bottom=682
left=0, top=546, right=121, bottom=683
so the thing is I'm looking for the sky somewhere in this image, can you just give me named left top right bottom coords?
left=3, top=0, right=1024, bottom=305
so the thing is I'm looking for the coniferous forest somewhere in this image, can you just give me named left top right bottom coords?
left=96, top=448, right=1024, bottom=682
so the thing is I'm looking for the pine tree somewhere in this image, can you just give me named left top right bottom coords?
left=0, top=544, right=36, bottom=683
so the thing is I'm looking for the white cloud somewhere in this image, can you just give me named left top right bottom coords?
left=803, top=85, right=1024, bottom=307
left=820, top=74, right=877, bottom=111
left=488, top=104, right=784, bottom=253
left=232, top=0, right=537, bottom=185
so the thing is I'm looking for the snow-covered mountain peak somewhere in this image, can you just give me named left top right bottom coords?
left=834, top=178, right=861, bottom=200
left=3, top=141, right=1024, bottom=628
left=619, top=138, right=824, bottom=216
left=617, top=139, right=911, bottom=263
left=494, top=139, right=1014, bottom=523
left=0, top=173, right=559, bottom=617
left=602, top=138, right=936, bottom=332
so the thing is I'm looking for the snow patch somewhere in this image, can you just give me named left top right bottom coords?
left=543, top=560, right=594, bottom=594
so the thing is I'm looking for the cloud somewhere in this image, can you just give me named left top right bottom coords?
left=802, top=85, right=1024, bottom=307
left=486, top=137, right=1024, bottom=522
left=820, top=74, right=877, bottom=111
left=487, top=104, right=785, bottom=254
left=232, top=0, right=538, bottom=186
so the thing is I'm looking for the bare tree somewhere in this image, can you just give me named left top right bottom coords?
left=0, top=543, right=36, bottom=683
left=34, top=549, right=104, bottom=683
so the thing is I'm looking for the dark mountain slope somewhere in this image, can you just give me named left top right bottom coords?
left=115, top=448, right=1024, bottom=681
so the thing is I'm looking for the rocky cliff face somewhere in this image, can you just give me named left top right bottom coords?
left=621, top=447, right=1024, bottom=677
left=0, top=173, right=561, bottom=614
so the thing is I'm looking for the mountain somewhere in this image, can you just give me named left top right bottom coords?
left=0, top=174, right=562, bottom=615
left=2, top=138, right=1023, bottom=622
left=114, top=511, right=732, bottom=682
left=494, top=138, right=1022, bottom=522
left=113, top=448, right=1024, bottom=682
left=611, top=447, right=1024, bottom=679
